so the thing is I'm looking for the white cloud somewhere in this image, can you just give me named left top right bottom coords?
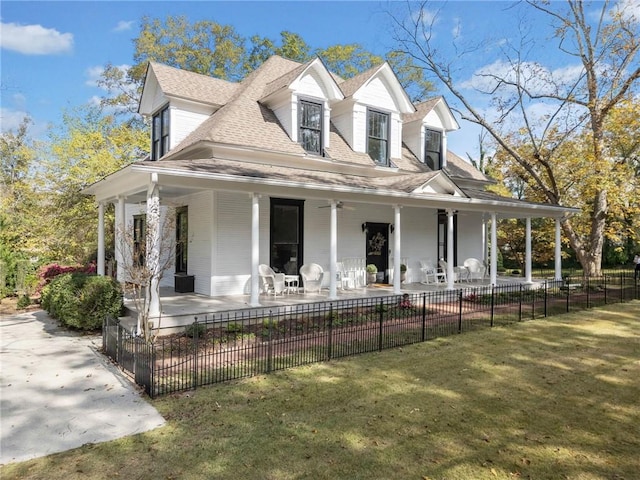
left=85, top=64, right=130, bottom=87
left=113, top=20, right=135, bottom=32
left=0, top=107, right=29, bottom=133
left=0, top=21, right=73, bottom=55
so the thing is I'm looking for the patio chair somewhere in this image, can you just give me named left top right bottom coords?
left=336, top=261, right=355, bottom=290
left=258, top=264, right=285, bottom=296
left=419, top=260, right=446, bottom=284
left=438, top=259, right=468, bottom=282
left=300, top=263, right=324, bottom=293
left=463, top=258, right=486, bottom=282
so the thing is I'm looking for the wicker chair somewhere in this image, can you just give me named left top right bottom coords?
left=299, top=263, right=324, bottom=293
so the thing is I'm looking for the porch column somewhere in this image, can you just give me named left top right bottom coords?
left=554, top=218, right=562, bottom=280
left=115, top=196, right=125, bottom=283
left=490, top=213, right=497, bottom=286
left=393, top=205, right=402, bottom=295
left=446, top=209, right=455, bottom=290
left=525, top=217, right=532, bottom=284
left=146, top=179, right=161, bottom=324
left=328, top=200, right=338, bottom=300
left=249, top=193, right=261, bottom=307
left=97, top=202, right=105, bottom=276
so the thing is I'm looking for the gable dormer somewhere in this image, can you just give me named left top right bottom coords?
left=332, top=63, right=415, bottom=167
left=260, top=57, right=344, bottom=156
left=402, top=97, right=459, bottom=170
left=138, top=62, right=237, bottom=160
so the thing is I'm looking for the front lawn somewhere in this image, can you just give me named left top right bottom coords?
left=3, top=301, right=639, bottom=480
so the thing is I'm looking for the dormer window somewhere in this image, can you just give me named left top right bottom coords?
left=425, top=129, right=442, bottom=170
left=367, top=109, right=389, bottom=166
left=152, top=105, right=170, bottom=160
left=299, top=100, right=322, bottom=155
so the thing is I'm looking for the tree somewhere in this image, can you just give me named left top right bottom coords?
left=42, top=106, right=148, bottom=263
left=392, top=0, right=640, bottom=275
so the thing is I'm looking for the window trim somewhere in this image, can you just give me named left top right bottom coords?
left=152, top=105, right=170, bottom=160
left=424, top=128, right=443, bottom=170
left=367, top=109, right=390, bottom=166
left=298, top=99, right=323, bottom=155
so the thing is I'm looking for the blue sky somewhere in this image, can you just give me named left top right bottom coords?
left=1, top=0, right=637, bottom=157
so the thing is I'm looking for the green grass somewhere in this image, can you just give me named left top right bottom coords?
left=3, top=301, right=639, bottom=480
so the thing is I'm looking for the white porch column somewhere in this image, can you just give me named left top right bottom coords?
left=146, top=179, right=161, bottom=323
left=525, top=217, right=532, bottom=284
left=97, top=202, right=105, bottom=276
left=446, top=209, right=455, bottom=290
left=393, top=205, right=402, bottom=295
left=250, top=193, right=261, bottom=307
left=490, top=213, right=498, bottom=286
left=554, top=218, right=562, bottom=280
left=328, top=200, right=338, bottom=300
left=115, top=196, right=125, bottom=283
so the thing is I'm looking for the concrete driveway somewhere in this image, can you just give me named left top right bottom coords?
left=0, top=310, right=165, bottom=465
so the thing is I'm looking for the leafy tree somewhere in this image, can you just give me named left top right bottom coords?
left=41, top=106, right=148, bottom=262
left=392, top=0, right=640, bottom=275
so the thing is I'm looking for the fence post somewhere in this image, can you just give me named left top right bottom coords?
left=490, top=285, right=495, bottom=327
left=566, top=276, right=570, bottom=313
left=586, top=276, right=590, bottom=308
left=544, top=281, right=548, bottom=318
left=458, top=290, right=463, bottom=333
left=327, top=303, right=333, bottom=361
left=421, top=293, right=426, bottom=342
left=378, top=298, right=384, bottom=351
left=518, top=284, right=523, bottom=322
left=192, top=317, right=199, bottom=390
left=117, top=321, right=123, bottom=365
left=604, top=274, right=607, bottom=304
left=267, top=310, right=273, bottom=373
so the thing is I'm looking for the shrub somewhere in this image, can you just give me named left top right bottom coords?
left=41, top=273, right=122, bottom=331
left=17, top=294, right=31, bottom=309
left=185, top=322, right=206, bottom=338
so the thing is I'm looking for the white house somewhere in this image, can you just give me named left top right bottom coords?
left=84, top=55, right=577, bottom=316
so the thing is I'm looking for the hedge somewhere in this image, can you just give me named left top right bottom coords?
left=42, top=273, right=123, bottom=331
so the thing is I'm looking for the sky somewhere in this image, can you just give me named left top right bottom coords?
left=1, top=0, right=638, bottom=158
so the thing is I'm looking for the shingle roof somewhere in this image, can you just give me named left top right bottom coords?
left=337, top=63, right=384, bottom=97
left=445, top=151, right=491, bottom=182
left=150, top=62, right=238, bottom=106
left=402, top=97, right=441, bottom=123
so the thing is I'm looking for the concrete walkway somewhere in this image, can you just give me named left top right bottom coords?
left=0, top=310, right=165, bottom=465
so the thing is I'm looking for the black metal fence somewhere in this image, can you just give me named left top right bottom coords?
left=103, top=272, right=639, bottom=398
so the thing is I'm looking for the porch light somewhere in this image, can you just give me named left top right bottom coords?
left=361, top=223, right=367, bottom=233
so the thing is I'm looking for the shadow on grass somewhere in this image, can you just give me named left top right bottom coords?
left=2, top=301, right=639, bottom=479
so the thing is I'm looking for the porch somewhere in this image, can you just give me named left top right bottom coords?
left=122, top=276, right=547, bottom=332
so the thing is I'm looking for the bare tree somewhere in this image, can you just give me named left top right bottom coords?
left=117, top=203, right=176, bottom=340
left=391, top=0, right=640, bottom=275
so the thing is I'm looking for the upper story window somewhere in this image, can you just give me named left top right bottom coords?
left=367, top=109, right=389, bottom=166
left=299, top=100, right=322, bottom=155
left=152, top=105, right=170, bottom=160
left=425, top=129, right=442, bottom=170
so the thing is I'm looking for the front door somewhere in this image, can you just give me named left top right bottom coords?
left=365, top=222, right=389, bottom=283
left=270, top=198, right=304, bottom=275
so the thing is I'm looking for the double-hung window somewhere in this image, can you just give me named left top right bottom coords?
left=367, top=110, right=389, bottom=166
left=152, top=105, right=170, bottom=160
left=299, top=100, right=322, bottom=155
left=425, top=129, right=442, bottom=170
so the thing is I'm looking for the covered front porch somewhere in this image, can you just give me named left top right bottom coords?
left=121, top=275, right=550, bottom=332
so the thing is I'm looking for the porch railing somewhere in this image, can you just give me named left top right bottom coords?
left=103, top=272, right=639, bottom=398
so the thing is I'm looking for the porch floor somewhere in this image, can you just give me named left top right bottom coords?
left=123, top=276, right=547, bottom=330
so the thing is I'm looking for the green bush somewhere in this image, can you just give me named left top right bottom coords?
left=41, top=273, right=122, bottom=331
left=185, top=322, right=206, bottom=338
left=17, top=294, right=31, bottom=309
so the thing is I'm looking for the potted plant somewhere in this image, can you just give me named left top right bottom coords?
left=400, top=264, right=407, bottom=282
left=366, top=264, right=377, bottom=284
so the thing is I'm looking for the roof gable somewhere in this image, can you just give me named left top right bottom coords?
left=261, top=57, right=343, bottom=103
left=339, top=63, right=415, bottom=114
left=139, top=62, right=238, bottom=115
left=403, top=96, right=459, bottom=131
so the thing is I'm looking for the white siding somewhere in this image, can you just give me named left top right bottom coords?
left=456, top=215, right=485, bottom=262
left=297, top=71, right=326, bottom=99
left=331, top=108, right=355, bottom=149
left=185, top=191, right=213, bottom=295
left=403, top=121, right=423, bottom=163
left=170, top=108, right=210, bottom=149
left=351, top=104, right=367, bottom=153
left=358, top=77, right=398, bottom=111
